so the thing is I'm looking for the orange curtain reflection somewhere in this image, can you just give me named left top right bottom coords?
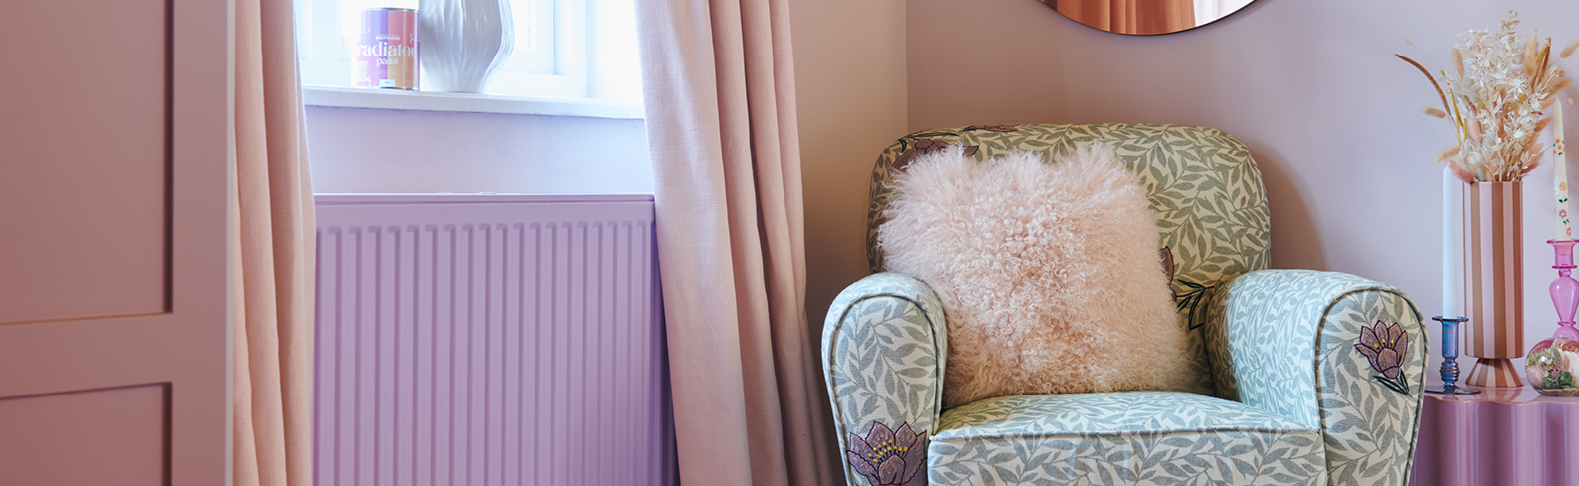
left=1048, top=0, right=1197, bottom=35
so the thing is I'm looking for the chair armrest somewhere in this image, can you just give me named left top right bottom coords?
left=822, top=273, right=948, bottom=486
left=1209, top=269, right=1426, bottom=485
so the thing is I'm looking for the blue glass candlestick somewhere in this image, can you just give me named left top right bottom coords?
left=1425, top=316, right=1481, bottom=395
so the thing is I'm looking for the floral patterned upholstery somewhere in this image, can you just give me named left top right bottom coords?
left=1211, top=270, right=1427, bottom=485
left=823, top=124, right=1425, bottom=486
left=824, top=273, right=948, bottom=486
left=930, top=392, right=1324, bottom=485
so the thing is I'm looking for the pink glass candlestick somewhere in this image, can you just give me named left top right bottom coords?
left=1534, top=240, right=1579, bottom=356
left=1550, top=240, right=1579, bottom=341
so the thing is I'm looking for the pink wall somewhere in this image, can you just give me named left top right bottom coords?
left=790, top=0, right=908, bottom=469
left=795, top=0, right=1579, bottom=377
left=791, top=0, right=909, bottom=331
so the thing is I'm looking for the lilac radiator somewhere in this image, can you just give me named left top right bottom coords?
left=313, top=194, right=675, bottom=486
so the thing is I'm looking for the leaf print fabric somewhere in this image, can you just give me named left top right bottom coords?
left=928, top=393, right=1325, bottom=486
left=1214, top=270, right=1426, bottom=486
left=824, top=273, right=948, bottom=486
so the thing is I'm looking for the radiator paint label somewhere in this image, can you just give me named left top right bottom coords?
left=355, top=8, right=419, bottom=90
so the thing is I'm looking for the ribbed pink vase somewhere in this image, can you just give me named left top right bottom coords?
left=1462, top=180, right=1525, bottom=388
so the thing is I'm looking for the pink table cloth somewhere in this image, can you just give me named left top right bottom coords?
left=1411, top=382, right=1579, bottom=486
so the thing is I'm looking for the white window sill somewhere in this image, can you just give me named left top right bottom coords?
left=302, top=85, right=645, bottom=119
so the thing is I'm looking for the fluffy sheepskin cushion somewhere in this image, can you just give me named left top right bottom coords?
left=878, top=144, right=1197, bottom=407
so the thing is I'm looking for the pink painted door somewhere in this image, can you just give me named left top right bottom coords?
left=0, top=0, right=231, bottom=484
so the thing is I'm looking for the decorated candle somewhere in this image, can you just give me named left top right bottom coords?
left=1557, top=102, right=1571, bottom=241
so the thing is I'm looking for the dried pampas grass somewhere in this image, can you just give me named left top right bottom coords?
left=1400, top=11, right=1576, bottom=182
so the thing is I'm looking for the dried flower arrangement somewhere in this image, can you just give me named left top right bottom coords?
left=1400, top=11, right=1576, bottom=182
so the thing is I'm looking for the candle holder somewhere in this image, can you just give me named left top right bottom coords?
left=1528, top=239, right=1579, bottom=364
left=1547, top=240, right=1579, bottom=342
left=1426, top=316, right=1481, bottom=395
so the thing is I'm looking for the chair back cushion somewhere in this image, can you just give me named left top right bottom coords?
left=868, top=124, right=1269, bottom=395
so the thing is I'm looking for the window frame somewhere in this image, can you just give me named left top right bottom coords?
left=301, top=86, right=643, bottom=118
left=293, top=0, right=641, bottom=117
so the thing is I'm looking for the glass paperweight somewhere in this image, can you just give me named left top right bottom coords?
left=1527, top=338, right=1579, bottom=396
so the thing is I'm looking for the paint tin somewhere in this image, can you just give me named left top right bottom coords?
left=355, top=8, right=419, bottom=89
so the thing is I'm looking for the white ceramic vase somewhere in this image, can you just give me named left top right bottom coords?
left=418, top=0, right=514, bottom=93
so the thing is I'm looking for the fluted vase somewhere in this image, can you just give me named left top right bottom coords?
left=418, top=0, right=514, bottom=93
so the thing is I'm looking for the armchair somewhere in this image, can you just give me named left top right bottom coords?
left=823, top=124, right=1425, bottom=485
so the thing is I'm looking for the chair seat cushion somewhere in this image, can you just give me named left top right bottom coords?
left=928, top=392, right=1326, bottom=485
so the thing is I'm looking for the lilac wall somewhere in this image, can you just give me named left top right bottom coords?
left=304, top=107, right=653, bottom=194
left=897, top=0, right=1579, bottom=374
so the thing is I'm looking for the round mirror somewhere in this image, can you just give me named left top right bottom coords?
left=1042, top=0, right=1255, bottom=36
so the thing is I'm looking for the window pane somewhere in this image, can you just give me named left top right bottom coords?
left=296, top=0, right=617, bottom=100
left=499, top=0, right=556, bottom=75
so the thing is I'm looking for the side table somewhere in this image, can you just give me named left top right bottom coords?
left=1410, top=381, right=1579, bottom=486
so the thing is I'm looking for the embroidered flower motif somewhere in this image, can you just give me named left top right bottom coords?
left=912, top=138, right=950, bottom=153
left=1355, top=320, right=1411, bottom=395
left=966, top=124, right=1018, bottom=132
left=847, top=421, right=927, bottom=486
left=1160, top=246, right=1176, bottom=300
left=1162, top=246, right=1216, bottom=330
left=892, top=139, right=980, bottom=172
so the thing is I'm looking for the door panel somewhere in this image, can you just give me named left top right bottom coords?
left=0, top=385, right=168, bottom=486
left=0, top=0, right=171, bottom=324
left=0, top=0, right=231, bottom=484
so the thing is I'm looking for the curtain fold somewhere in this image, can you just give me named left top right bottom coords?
left=232, top=0, right=316, bottom=485
left=1050, top=0, right=1196, bottom=34
left=635, top=0, right=836, bottom=483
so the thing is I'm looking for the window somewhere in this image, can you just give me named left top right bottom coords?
left=293, top=0, right=642, bottom=115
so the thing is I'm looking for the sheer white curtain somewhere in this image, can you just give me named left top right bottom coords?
left=635, top=0, right=837, bottom=483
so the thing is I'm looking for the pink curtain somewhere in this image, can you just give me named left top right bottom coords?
left=1048, top=0, right=1196, bottom=34
left=232, top=0, right=316, bottom=484
left=635, top=0, right=837, bottom=484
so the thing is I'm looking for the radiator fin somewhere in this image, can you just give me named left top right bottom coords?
left=313, top=197, right=673, bottom=486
